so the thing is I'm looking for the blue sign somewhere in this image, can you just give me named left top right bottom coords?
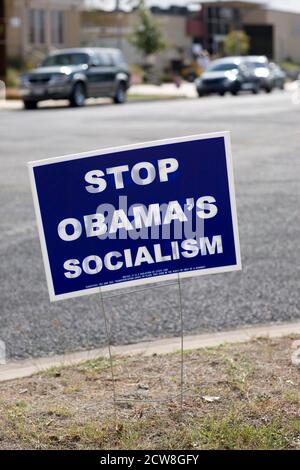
left=28, top=133, right=241, bottom=301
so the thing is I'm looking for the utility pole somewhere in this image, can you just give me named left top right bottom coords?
left=0, top=0, right=6, bottom=82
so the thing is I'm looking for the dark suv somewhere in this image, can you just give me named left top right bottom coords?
left=20, top=48, right=130, bottom=109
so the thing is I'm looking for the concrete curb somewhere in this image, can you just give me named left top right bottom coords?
left=1, top=320, right=300, bottom=383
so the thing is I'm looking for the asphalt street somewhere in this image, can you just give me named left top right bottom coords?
left=1, top=90, right=299, bottom=359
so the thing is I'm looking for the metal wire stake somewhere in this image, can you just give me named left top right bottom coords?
left=177, top=273, right=184, bottom=411
left=99, top=286, right=117, bottom=424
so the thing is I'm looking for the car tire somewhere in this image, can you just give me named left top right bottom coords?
left=265, top=86, right=273, bottom=93
left=70, top=82, right=86, bottom=107
left=231, top=90, right=238, bottom=96
left=252, top=84, right=260, bottom=94
left=23, top=100, right=38, bottom=110
left=197, top=91, right=204, bottom=97
left=219, top=91, right=225, bottom=97
left=113, top=82, right=127, bottom=104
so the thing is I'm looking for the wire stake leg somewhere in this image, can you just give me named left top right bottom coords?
left=99, top=287, right=117, bottom=424
left=178, top=273, right=184, bottom=411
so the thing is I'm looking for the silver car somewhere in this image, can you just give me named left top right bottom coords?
left=245, top=55, right=274, bottom=93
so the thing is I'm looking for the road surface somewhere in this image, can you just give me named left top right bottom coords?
left=0, top=90, right=299, bottom=359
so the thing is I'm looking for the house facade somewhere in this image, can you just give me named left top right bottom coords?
left=4, top=0, right=81, bottom=67
left=81, top=0, right=300, bottom=69
left=191, top=1, right=300, bottom=62
left=81, top=5, right=193, bottom=72
left=1, top=0, right=300, bottom=82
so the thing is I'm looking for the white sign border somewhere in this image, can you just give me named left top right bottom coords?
left=28, top=131, right=242, bottom=302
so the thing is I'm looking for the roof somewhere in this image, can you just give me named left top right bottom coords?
left=83, top=0, right=300, bottom=14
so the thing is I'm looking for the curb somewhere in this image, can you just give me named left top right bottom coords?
left=1, top=320, right=300, bottom=383
left=0, top=83, right=296, bottom=111
left=0, top=94, right=190, bottom=111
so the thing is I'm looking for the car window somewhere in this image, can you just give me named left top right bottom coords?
left=243, top=62, right=255, bottom=71
left=111, top=50, right=126, bottom=67
left=89, top=53, right=101, bottom=66
left=253, top=62, right=268, bottom=68
left=206, top=63, right=239, bottom=72
left=97, top=51, right=114, bottom=67
left=42, top=53, right=89, bottom=67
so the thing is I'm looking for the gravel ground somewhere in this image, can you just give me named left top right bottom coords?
left=0, top=90, right=299, bottom=359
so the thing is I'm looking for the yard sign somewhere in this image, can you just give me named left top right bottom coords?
left=28, top=132, right=241, bottom=301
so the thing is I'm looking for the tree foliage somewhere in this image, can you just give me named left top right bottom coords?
left=130, top=1, right=166, bottom=57
left=224, top=30, right=250, bottom=56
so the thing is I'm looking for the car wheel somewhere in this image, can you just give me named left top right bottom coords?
left=252, top=84, right=260, bottom=94
left=197, top=91, right=204, bottom=97
left=231, top=90, right=238, bottom=96
left=219, top=91, right=225, bottom=97
left=23, top=100, right=38, bottom=110
left=70, top=82, right=86, bottom=107
left=265, top=86, right=273, bottom=93
left=114, top=83, right=127, bottom=104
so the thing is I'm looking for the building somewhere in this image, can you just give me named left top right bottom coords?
left=2, top=0, right=299, bottom=82
left=1, top=0, right=82, bottom=75
left=81, top=0, right=300, bottom=71
left=188, top=1, right=300, bottom=62
left=81, top=4, right=193, bottom=72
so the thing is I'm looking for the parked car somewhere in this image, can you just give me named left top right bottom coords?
left=269, top=62, right=286, bottom=89
left=20, top=48, right=130, bottom=109
left=245, top=55, right=273, bottom=93
left=195, top=57, right=260, bottom=97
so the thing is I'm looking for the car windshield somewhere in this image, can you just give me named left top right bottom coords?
left=206, top=62, right=239, bottom=72
left=253, top=63, right=268, bottom=68
left=42, top=53, right=89, bottom=67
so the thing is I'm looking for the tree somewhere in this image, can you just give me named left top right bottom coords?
left=224, top=30, right=250, bottom=56
left=130, top=1, right=166, bottom=59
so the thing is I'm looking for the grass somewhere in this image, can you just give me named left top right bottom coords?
left=0, top=335, right=299, bottom=449
left=194, top=414, right=288, bottom=450
left=128, top=94, right=184, bottom=102
left=280, top=61, right=300, bottom=73
left=4, top=90, right=186, bottom=102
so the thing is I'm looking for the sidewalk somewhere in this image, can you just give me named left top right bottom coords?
left=1, top=320, right=300, bottom=382
left=129, top=82, right=197, bottom=98
left=0, top=99, right=22, bottom=110
left=0, top=82, right=297, bottom=111
left=0, top=82, right=197, bottom=111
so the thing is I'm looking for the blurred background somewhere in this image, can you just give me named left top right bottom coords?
left=1, top=0, right=300, bottom=91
